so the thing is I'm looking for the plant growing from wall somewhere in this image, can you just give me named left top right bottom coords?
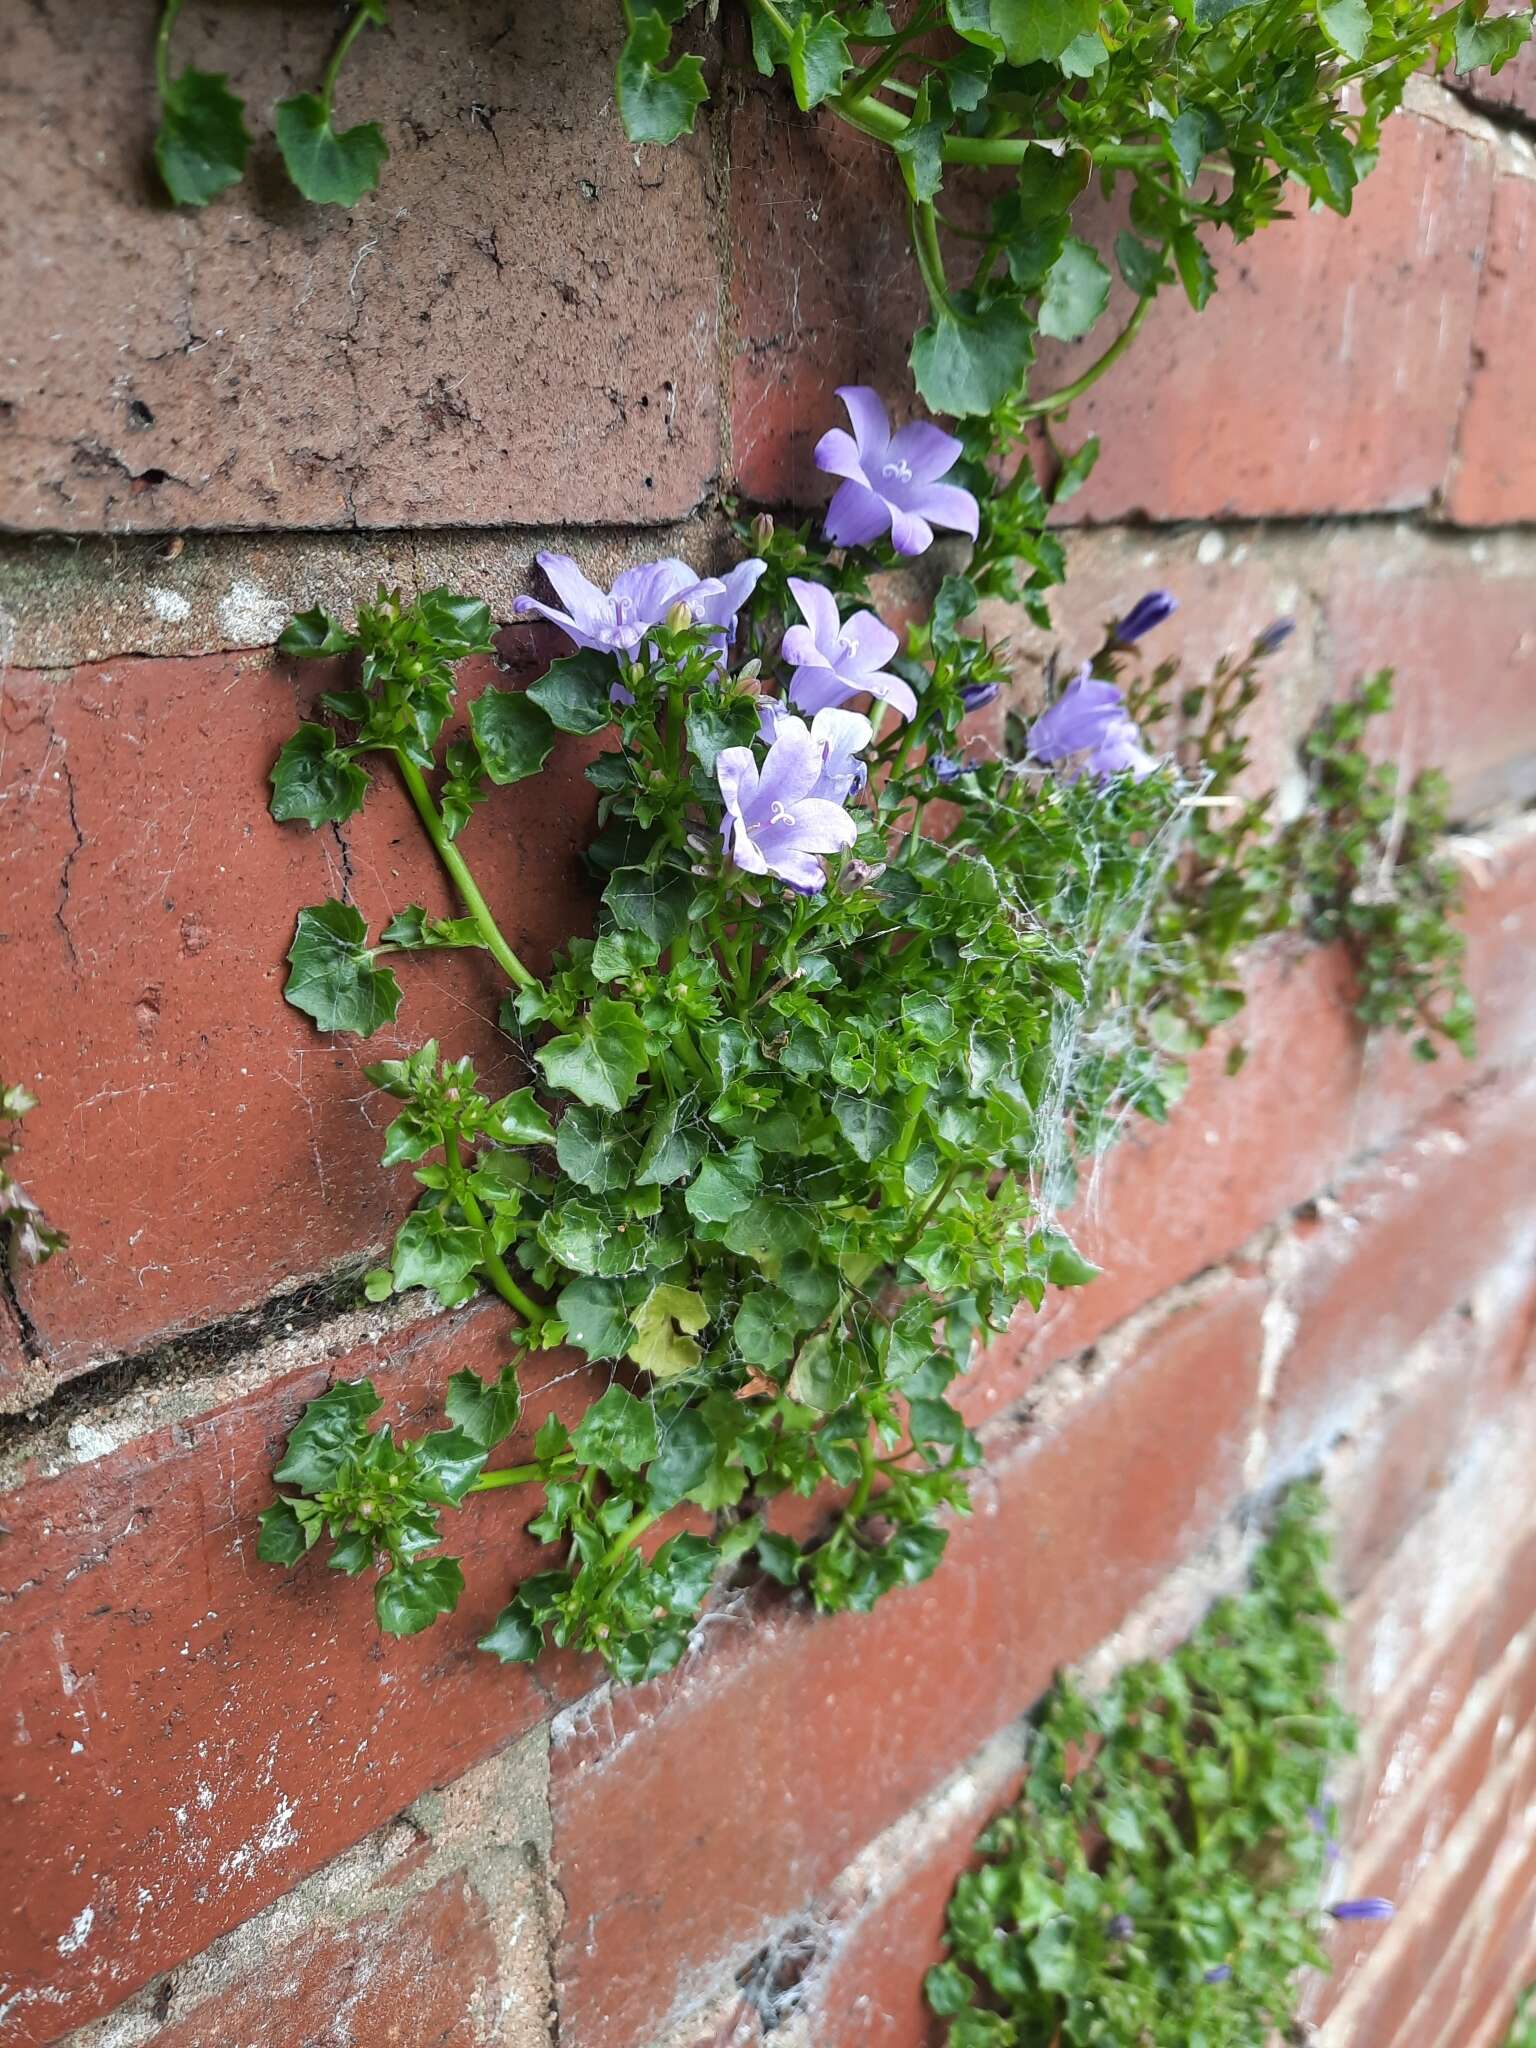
left=924, top=1485, right=1387, bottom=2045
left=256, top=413, right=1474, bottom=1678
left=0, top=1083, right=66, bottom=1274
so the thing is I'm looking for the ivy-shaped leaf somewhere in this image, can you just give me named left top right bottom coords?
left=379, top=905, right=486, bottom=950
left=570, top=1383, right=660, bottom=1474
left=628, top=1282, right=709, bottom=1379
left=278, top=606, right=358, bottom=658
left=155, top=68, right=252, bottom=207
left=537, top=998, right=650, bottom=1112
left=527, top=650, right=617, bottom=735
left=987, top=0, right=1100, bottom=65
left=273, top=94, right=389, bottom=207
left=911, top=293, right=1035, bottom=417
left=470, top=690, right=557, bottom=785
left=270, top=724, right=370, bottom=829
left=375, top=1555, right=464, bottom=1635
left=444, top=1365, right=522, bottom=1450
left=1038, top=238, right=1112, bottom=343
left=616, top=11, right=708, bottom=146
left=285, top=901, right=402, bottom=1037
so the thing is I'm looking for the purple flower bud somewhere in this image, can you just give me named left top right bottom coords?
left=959, top=681, right=1000, bottom=712
left=1112, top=590, right=1178, bottom=646
left=1254, top=617, right=1296, bottom=656
left=1203, top=1965, right=1233, bottom=1985
left=1108, top=1914, right=1135, bottom=1941
left=1328, top=1898, right=1395, bottom=1923
left=933, top=754, right=968, bottom=784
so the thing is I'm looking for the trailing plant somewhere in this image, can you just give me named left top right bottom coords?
left=0, top=1083, right=65, bottom=1274
left=1508, top=1988, right=1536, bottom=2048
left=153, top=0, right=389, bottom=208
left=256, top=405, right=1473, bottom=1681
left=923, top=1485, right=1388, bottom=2046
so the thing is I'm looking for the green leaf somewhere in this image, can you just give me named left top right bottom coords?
left=416, top=590, right=495, bottom=655
left=379, top=905, right=486, bottom=950
left=486, top=1088, right=556, bottom=1147
left=285, top=901, right=402, bottom=1037
left=155, top=67, right=252, bottom=207
left=645, top=1407, right=716, bottom=1508
left=733, top=1288, right=798, bottom=1372
left=1454, top=8, right=1532, bottom=70
left=603, top=867, right=693, bottom=948
left=788, top=1331, right=863, bottom=1413
left=636, top=1104, right=705, bottom=1186
left=987, top=0, right=1099, bottom=64
left=1318, top=0, right=1371, bottom=60
left=1058, top=29, right=1107, bottom=72
left=570, top=1383, right=660, bottom=1474
left=684, top=1146, right=761, bottom=1223
left=1173, top=228, right=1216, bottom=311
left=1115, top=230, right=1171, bottom=296
left=537, top=998, right=649, bottom=1112
left=273, top=93, right=389, bottom=207
left=445, top=1365, right=522, bottom=1450
left=1193, top=0, right=1260, bottom=20
left=415, top=1428, right=488, bottom=1505
left=616, top=12, right=709, bottom=145
left=628, top=1283, right=710, bottom=1379
left=1038, top=238, right=1111, bottom=343
left=591, top=929, right=661, bottom=982
left=787, top=10, right=852, bottom=108
left=278, top=606, right=358, bottom=658
left=256, top=1496, right=323, bottom=1566
left=478, top=1598, right=545, bottom=1663
left=470, top=690, right=556, bottom=785
left=556, top=1105, right=631, bottom=1192
left=832, top=1093, right=899, bottom=1163
left=375, top=1555, right=464, bottom=1636
left=274, top=1380, right=381, bottom=1493
left=526, top=650, right=617, bottom=734
left=911, top=294, right=1035, bottom=418
left=390, top=1206, right=483, bottom=1300
left=558, top=1276, right=633, bottom=1360
left=270, top=724, right=369, bottom=829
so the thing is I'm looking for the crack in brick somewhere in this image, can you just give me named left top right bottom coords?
left=54, top=749, right=83, bottom=970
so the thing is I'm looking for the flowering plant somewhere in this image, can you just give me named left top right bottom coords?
left=258, top=401, right=1471, bottom=1679
left=925, top=1488, right=1374, bottom=2045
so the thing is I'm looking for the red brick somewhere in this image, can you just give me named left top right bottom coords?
left=1318, top=529, right=1536, bottom=818
left=0, top=646, right=600, bottom=1398
left=1435, top=1825, right=1536, bottom=2048
left=727, top=74, right=926, bottom=509
left=549, top=1278, right=1266, bottom=2048
left=729, top=107, right=1494, bottom=523
left=0, top=1, right=719, bottom=532
left=1447, top=170, right=1536, bottom=526
left=145, top=1875, right=501, bottom=2048
left=1267, top=1073, right=1536, bottom=1475
left=0, top=1302, right=602, bottom=2038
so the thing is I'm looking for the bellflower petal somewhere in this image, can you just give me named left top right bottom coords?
left=1028, top=667, right=1160, bottom=783
left=1255, top=617, right=1297, bottom=656
left=715, top=714, right=861, bottom=891
left=783, top=579, right=917, bottom=723
left=807, top=706, right=873, bottom=803
left=514, top=551, right=718, bottom=657
left=815, top=389, right=980, bottom=557
left=1328, top=1898, right=1395, bottom=1923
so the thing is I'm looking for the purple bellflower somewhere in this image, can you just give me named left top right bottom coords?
left=1027, top=666, right=1159, bottom=783
left=959, top=680, right=1000, bottom=712
left=513, top=552, right=766, bottom=658
left=1203, top=1966, right=1233, bottom=1985
left=1112, top=589, right=1178, bottom=646
left=815, top=387, right=980, bottom=557
left=1328, top=1898, right=1395, bottom=1923
left=781, top=577, right=917, bottom=723
left=716, top=714, right=863, bottom=892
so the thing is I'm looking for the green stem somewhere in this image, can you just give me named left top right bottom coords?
left=445, top=1127, right=549, bottom=1330
left=845, top=1435, right=878, bottom=1523
left=1016, top=293, right=1153, bottom=420
left=321, top=3, right=375, bottom=117
left=891, top=1082, right=930, bottom=1167
left=601, top=1509, right=660, bottom=1571
left=469, top=1463, right=543, bottom=1491
left=909, top=198, right=952, bottom=319
left=394, top=752, right=540, bottom=992
left=155, top=0, right=184, bottom=96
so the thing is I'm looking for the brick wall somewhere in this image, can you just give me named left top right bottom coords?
left=1, top=8, right=1534, bottom=2045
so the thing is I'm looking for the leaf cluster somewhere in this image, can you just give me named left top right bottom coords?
left=0, top=1082, right=66, bottom=1272
left=259, top=534, right=1473, bottom=1685
left=153, top=0, right=391, bottom=209
left=619, top=0, right=1532, bottom=422
left=925, top=1485, right=1357, bottom=2046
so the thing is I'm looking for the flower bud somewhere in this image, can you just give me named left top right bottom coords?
left=665, top=600, right=694, bottom=632
left=751, top=512, right=775, bottom=548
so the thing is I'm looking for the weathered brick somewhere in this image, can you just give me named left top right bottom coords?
left=1446, top=167, right=1536, bottom=527
left=549, top=1278, right=1266, bottom=2048
left=0, top=646, right=599, bottom=1397
left=1318, top=528, right=1536, bottom=818
left=0, top=0, right=719, bottom=533
left=0, top=1302, right=601, bottom=2038
left=1267, top=1072, right=1536, bottom=1475
left=138, top=1875, right=502, bottom=2048
left=729, top=104, right=1494, bottom=524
